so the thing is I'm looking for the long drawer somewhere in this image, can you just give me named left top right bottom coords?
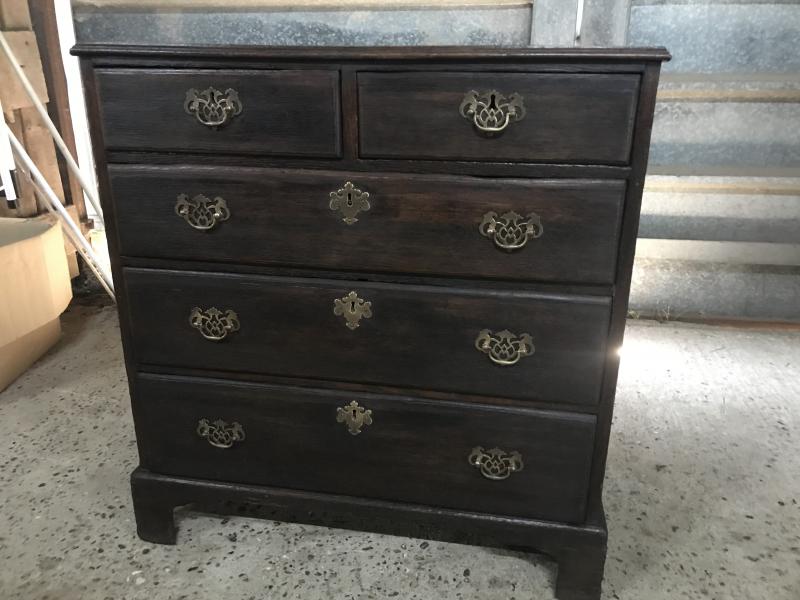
left=358, top=71, right=640, bottom=164
left=124, top=269, right=611, bottom=406
left=134, top=373, right=597, bottom=524
left=95, top=68, right=341, bottom=157
left=110, top=166, right=625, bottom=285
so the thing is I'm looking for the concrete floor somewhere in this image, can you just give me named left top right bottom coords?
left=0, top=303, right=798, bottom=600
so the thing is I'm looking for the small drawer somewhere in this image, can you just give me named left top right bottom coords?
left=134, top=373, right=597, bottom=524
left=95, top=68, right=341, bottom=157
left=124, top=268, right=611, bottom=406
left=358, top=71, right=640, bottom=164
left=109, top=165, right=625, bottom=285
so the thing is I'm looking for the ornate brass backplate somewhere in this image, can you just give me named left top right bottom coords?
left=184, top=87, right=242, bottom=128
left=468, top=446, right=524, bottom=480
left=189, top=307, right=240, bottom=341
left=459, top=90, right=526, bottom=134
left=333, top=291, right=372, bottom=330
left=197, top=418, right=245, bottom=449
left=329, top=181, right=370, bottom=224
left=336, top=400, right=373, bottom=435
left=475, top=329, right=534, bottom=366
left=479, top=210, right=543, bottom=251
left=175, top=194, right=230, bottom=231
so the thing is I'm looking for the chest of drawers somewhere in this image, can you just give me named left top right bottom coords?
left=75, top=44, right=668, bottom=600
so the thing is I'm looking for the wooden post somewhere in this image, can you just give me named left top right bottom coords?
left=29, top=0, right=89, bottom=225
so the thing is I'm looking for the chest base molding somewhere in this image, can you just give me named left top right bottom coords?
left=132, top=467, right=607, bottom=600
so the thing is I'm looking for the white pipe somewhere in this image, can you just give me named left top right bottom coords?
left=5, top=122, right=115, bottom=296
left=0, top=96, right=17, bottom=202
left=0, top=167, right=18, bottom=203
left=53, top=1, right=100, bottom=223
left=575, top=0, right=585, bottom=43
left=39, top=187, right=115, bottom=300
left=0, top=30, right=104, bottom=225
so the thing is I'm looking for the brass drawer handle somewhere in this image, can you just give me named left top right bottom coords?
left=479, top=211, right=543, bottom=251
left=336, top=400, right=373, bottom=435
left=469, top=446, right=524, bottom=480
left=175, top=194, right=230, bottom=231
left=333, top=291, right=372, bottom=330
left=184, top=87, right=242, bottom=128
left=329, top=181, right=370, bottom=225
left=475, top=329, right=534, bottom=366
left=460, top=90, right=526, bottom=134
left=197, top=418, right=245, bottom=449
left=189, top=307, right=240, bottom=341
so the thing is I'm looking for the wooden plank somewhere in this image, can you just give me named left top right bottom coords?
left=19, top=106, right=65, bottom=212
left=0, top=0, right=32, bottom=29
left=29, top=0, right=89, bottom=223
left=0, top=30, right=49, bottom=111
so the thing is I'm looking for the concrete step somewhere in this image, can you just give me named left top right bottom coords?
left=649, top=75, right=800, bottom=169
left=635, top=240, right=800, bottom=267
left=640, top=175, right=800, bottom=243
left=629, top=258, right=800, bottom=322
left=656, top=73, right=800, bottom=102
left=629, top=0, right=800, bottom=74
left=633, top=172, right=800, bottom=322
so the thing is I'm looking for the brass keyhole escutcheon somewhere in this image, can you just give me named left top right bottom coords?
left=329, top=182, right=370, bottom=225
left=336, top=400, right=373, bottom=435
left=333, top=291, right=372, bottom=330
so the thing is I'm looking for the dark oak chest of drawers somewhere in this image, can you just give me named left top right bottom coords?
left=75, top=44, right=668, bottom=600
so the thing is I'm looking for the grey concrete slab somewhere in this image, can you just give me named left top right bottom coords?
left=629, top=2, right=800, bottom=73
left=639, top=212, right=800, bottom=244
left=578, top=0, right=631, bottom=47
left=531, top=0, right=578, bottom=46
left=1, top=304, right=799, bottom=598
left=72, top=4, right=534, bottom=46
left=649, top=99, right=800, bottom=169
left=640, top=179, right=800, bottom=243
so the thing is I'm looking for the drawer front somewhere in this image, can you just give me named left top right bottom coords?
left=134, top=373, right=597, bottom=523
left=358, top=72, right=640, bottom=164
left=125, top=269, right=611, bottom=406
left=95, top=68, right=341, bottom=157
left=110, top=166, right=625, bottom=285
